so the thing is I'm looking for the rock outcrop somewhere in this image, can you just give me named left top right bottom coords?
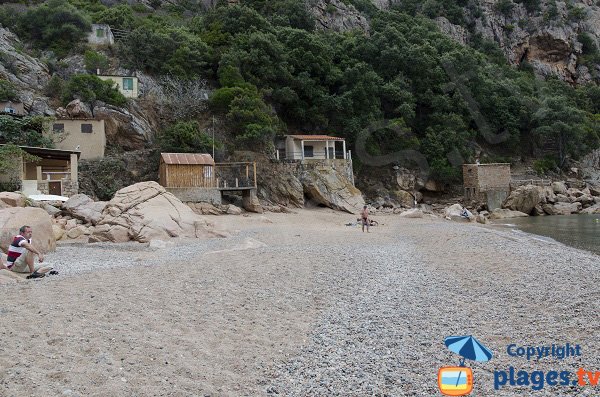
left=0, top=27, right=53, bottom=115
left=503, top=185, right=545, bottom=215
left=62, top=194, right=107, bottom=225
left=0, top=207, right=56, bottom=254
left=91, top=181, right=217, bottom=243
left=310, top=0, right=370, bottom=33
left=301, top=167, right=365, bottom=213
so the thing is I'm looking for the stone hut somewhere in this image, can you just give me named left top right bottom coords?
left=463, top=163, right=511, bottom=210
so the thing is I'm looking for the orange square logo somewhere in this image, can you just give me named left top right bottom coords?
left=438, top=366, right=474, bottom=396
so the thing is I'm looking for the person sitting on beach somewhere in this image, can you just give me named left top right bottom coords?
left=361, top=205, right=370, bottom=233
left=5, top=225, right=48, bottom=279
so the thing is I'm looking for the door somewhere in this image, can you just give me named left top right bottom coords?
left=49, top=181, right=62, bottom=196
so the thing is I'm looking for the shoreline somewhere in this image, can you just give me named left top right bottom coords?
left=0, top=209, right=598, bottom=396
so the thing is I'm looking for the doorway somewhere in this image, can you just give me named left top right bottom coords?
left=49, top=181, right=62, bottom=196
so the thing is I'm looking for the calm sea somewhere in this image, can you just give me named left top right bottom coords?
left=492, top=214, right=600, bottom=256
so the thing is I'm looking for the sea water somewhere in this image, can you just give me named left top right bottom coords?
left=493, top=214, right=600, bottom=256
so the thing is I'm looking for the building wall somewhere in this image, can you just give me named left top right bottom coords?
left=48, top=119, right=105, bottom=160
left=267, top=159, right=354, bottom=186
left=463, top=163, right=511, bottom=202
left=0, top=101, right=25, bottom=116
left=284, top=138, right=343, bottom=160
left=97, top=75, right=139, bottom=98
left=88, top=24, right=114, bottom=45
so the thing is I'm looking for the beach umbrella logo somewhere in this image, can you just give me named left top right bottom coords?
left=438, top=335, right=493, bottom=396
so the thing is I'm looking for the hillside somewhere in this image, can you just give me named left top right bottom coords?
left=0, top=0, right=598, bottom=201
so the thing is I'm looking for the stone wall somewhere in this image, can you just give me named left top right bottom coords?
left=269, top=159, right=354, bottom=186
left=463, top=163, right=511, bottom=203
left=166, top=187, right=222, bottom=204
left=37, top=179, right=78, bottom=197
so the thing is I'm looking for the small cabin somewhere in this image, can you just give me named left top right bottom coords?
left=0, top=101, right=25, bottom=116
left=97, top=75, right=139, bottom=98
left=277, top=135, right=349, bottom=161
left=159, top=153, right=216, bottom=188
left=88, top=24, right=114, bottom=46
left=463, top=163, right=511, bottom=210
left=0, top=145, right=80, bottom=197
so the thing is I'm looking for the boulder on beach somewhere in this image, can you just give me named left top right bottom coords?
left=542, top=202, right=582, bottom=215
left=0, top=192, right=26, bottom=208
left=62, top=194, right=107, bottom=225
left=0, top=207, right=56, bottom=253
left=92, top=181, right=219, bottom=243
left=489, top=208, right=529, bottom=220
left=503, top=185, right=544, bottom=215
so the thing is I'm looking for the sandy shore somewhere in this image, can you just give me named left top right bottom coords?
left=0, top=209, right=598, bottom=396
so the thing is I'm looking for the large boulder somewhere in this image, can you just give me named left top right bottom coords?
left=542, top=202, right=582, bottom=215
left=489, top=208, right=529, bottom=220
left=0, top=192, right=26, bottom=207
left=581, top=204, right=600, bottom=214
left=399, top=208, right=424, bottom=218
left=62, top=194, right=107, bottom=225
left=92, top=181, right=217, bottom=243
left=552, top=181, right=568, bottom=195
left=0, top=207, right=56, bottom=253
left=301, top=168, right=365, bottom=214
left=503, top=185, right=544, bottom=215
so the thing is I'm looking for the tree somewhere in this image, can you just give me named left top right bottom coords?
left=63, top=75, right=127, bottom=108
left=84, top=50, right=109, bottom=73
left=157, top=121, right=216, bottom=153
left=0, top=80, right=17, bottom=101
left=17, top=0, right=91, bottom=57
left=0, top=116, right=54, bottom=147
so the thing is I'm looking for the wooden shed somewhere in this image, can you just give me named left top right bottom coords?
left=159, top=153, right=216, bottom=188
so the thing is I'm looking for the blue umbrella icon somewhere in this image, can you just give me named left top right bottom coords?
left=444, top=336, right=493, bottom=388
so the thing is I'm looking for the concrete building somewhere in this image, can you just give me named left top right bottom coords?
left=0, top=101, right=25, bottom=116
left=47, top=118, right=106, bottom=160
left=88, top=24, right=114, bottom=46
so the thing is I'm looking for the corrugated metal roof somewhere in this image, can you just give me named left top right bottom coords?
left=160, top=153, right=215, bottom=165
left=287, top=135, right=345, bottom=141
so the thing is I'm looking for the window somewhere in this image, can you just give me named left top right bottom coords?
left=96, top=28, right=104, bottom=38
left=81, top=123, right=93, bottom=133
left=122, top=78, right=133, bottom=91
left=53, top=123, right=64, bottom=133
left=303, top=145, right=314, bottom=158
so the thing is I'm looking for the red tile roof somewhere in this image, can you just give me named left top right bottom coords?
left=160, top=153, right=215, bottom=165
left=287, top=135, right=345, bottom=141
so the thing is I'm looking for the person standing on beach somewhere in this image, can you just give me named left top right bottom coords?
left=361, top=205, right=370, bottom=233
left=4, top=225, right=46, bottom=278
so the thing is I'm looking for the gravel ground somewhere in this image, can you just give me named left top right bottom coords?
left=0, top=209, right=598, bottom=396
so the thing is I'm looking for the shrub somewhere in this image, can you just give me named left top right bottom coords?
left=157, top=121, right=217, bottom=153
left=44, top=75, right=66, bottom=99
left=0, top=79, right=17, bottom=101
left=84, top=50, right=109, bottom=73
left=63, top=74, right=127, bottom=107
left=16, top=0, right=91, bottom=57
left=0, top=115, right=54, bottom=147
left=0, top=144, right=40, bottom=192
left=533, top=156, right=557, bottom=175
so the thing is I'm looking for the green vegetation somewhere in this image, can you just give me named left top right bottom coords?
left=0, top=115, right=54, bottom=147
left=13, top=0, right=91, bottom=57
left=0, top=80, right=18, bottom=101
left=0, top=144, right=40, bottom=192
left=63, top=75, right=127, bottom=107
left=0, top=0, right=597, bottom=184
left=157, top=121, right=217, bottom=153
left=84, top=50, right=109, bottom=73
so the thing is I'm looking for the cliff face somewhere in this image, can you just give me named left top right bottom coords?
left=377, top=0, right=600, bottom=84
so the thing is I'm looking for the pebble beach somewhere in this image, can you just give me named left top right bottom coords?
left=0, top=209, right=598, bottom=396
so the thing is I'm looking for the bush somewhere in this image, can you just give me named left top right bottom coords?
left=0, top=79, right=17, bottom=101
left=84, top=50, right=109, bottom=73
left=44, top=75, right=66, bottom=99
left=16, top=0, right=91, bottom=57
left=78, top=157, right=130, bottom=200
left=0, top=144, right=40, bottom=192
left=533, top=157, right=557, bottom=175
left=0, top=116, right=54, bottom=147
left=157, top=121, right=217, bottom=153
left=63, top=74, right=127, bottom=107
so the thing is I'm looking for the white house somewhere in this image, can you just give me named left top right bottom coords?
left=277, top=135, right=349, bottom=160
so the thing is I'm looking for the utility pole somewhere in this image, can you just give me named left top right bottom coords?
left=212, top=116, right=215, bottom=159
